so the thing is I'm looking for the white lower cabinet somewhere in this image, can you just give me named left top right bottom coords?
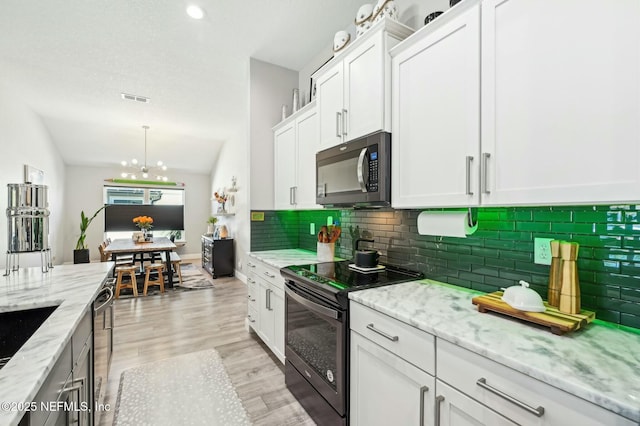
left=350, top=331, right=435, bottom=426
left=435, top=380, right=516, bottom=426
left=350, top=301, right=635, bottom=426
left=246, top=258, right=285, bottom=363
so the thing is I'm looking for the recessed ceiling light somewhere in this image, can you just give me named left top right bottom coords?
left=186, top=5, right=204, bottom=19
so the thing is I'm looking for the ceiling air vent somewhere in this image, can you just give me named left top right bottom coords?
left=121, top=92, right=150, bottom=103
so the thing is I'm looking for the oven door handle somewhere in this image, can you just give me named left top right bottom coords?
left=285, top=285, right=339, bottom=320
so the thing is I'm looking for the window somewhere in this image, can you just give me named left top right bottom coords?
left=103, top=185, right=185, bottom=241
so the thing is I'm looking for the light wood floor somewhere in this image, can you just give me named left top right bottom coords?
left=99, top=265, right=315, bottom=426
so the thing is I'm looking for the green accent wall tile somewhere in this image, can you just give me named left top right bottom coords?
left=258, top=205, right=640, bottom=331
left=533, top=211, right=572, bottom=222
left=516, top=222, right=552, bottom=232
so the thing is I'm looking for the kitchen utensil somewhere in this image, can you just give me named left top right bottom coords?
left=501, top=280, right=545, bottom=312
left=559, top=242, right=580, bottom=314
left=424, top=11, right=443, bottom=25
left=354, top=238, right=379, bottom=268
left=547, top=240, right=562, bottom=307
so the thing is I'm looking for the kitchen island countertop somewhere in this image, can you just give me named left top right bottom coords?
left=0, top=262, right=113, bottom=426
left=349, top=279, right=640, bottom=423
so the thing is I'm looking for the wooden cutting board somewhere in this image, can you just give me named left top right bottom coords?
left=471, top=291, right=595, bottom=335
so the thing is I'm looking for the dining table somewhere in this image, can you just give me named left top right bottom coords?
left=104, top=236, right=177, bottom=288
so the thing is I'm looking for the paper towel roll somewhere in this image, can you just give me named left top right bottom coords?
left=417, top=211, right=478, bottom=238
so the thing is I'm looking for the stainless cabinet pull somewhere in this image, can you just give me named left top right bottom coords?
left=264, top=271, right=276, bottom=279
left=465, top=156, right=474, bottom=195
left=248, top=315, right=255, bottom=323
left=481, top=152, right=491, bottom=194
left=267, top=288, right=272, bottom=310
left=247, top=262, right=255, bottom=268
left=342, top=108, right=348, bottom=136
left=293, top=186, right=297, bottom=205
left=336, top=111, right=342, bottom=137
left=435, top=395, right=444, bottom=425
left=419, top=385, right=429, bottom=426
left=247, top=278, right=255, bottom=284
left=366, top=323, right=399, bottom=342
left=289, top=187, right=294, bottom=205
left=476, top=378, right=544, bottom=417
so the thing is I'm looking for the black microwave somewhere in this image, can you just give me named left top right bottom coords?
left=316, top=131, right=391, bottom=208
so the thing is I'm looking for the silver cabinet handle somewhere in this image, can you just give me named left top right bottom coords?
left=366, top=323, right=398, bottom=342
left=481, top=152, right=491, bottom=194
left=465, top=156, right=474, bottom=195
left=289, top=187, right=295, bottom=205
left=267, top=288, right=272, bottom=310
left=247, top=278, right=255, bottom=284
left=336, top=111, right=342, bottom=137
left=476, top=378, right=544, bottom=417
left=293, top=186, right=297, bottom=205
left=419, top=385, right=429, bottom=426
left=264, top=271, right=276, bottom=279
left=357, top=147, right=369, bottom=193
left=248, top=315, right=255, bottom=323
left=435, top=395, right=444, bottom=425
left=342, top=108, right=348, bottom=136
left=247, top=262, right=255, bottom=268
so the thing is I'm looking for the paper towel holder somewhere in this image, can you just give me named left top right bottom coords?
left=466, top=207, right=476, bottom=228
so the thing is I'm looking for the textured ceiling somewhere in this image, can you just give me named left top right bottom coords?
left=0, top=0, right=362, bottom=174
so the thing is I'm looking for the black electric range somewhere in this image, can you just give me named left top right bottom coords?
left=281, top=260, right=424, bottom=309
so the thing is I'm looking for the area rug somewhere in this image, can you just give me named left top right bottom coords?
left=112, top=349, right=251, bottom=426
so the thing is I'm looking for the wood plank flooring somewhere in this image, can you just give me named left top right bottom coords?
left=99, top=265, right=315, bottom=426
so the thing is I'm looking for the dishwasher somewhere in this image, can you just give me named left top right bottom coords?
left=93, top=277, right=115, bottom=424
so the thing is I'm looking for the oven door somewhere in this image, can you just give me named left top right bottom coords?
left=285, top=282, right=347, bottom=415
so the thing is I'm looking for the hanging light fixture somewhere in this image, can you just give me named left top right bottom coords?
left=120, top=125, right=169, bottom=181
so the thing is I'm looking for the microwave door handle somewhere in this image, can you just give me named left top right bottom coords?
left=357, top=147, right=368, bottom=192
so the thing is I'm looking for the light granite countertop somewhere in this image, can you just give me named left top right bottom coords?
left=247, top=249, right=343, bottom=269
left=349, top=279, right=640, bottom=423
left=0, top=262, right=114, bottom=426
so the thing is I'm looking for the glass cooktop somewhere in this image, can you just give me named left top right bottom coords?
left=283, top=260, right=424, bottom=292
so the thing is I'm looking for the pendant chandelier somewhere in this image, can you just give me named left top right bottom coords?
left=120, top=125, right=168, bottom=181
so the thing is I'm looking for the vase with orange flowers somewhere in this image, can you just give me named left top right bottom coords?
left=133, top=215, right=154, bottom=241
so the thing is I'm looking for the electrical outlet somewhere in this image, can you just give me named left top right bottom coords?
left=534, top=238, right=554, bottom=265
left=310, top=223, right=316, bottom=235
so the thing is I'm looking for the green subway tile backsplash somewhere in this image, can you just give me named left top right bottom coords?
left=251, top=205, right=640, bottom=330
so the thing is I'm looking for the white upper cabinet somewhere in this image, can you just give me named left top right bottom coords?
left=273, top=103, right=321, bottom=210
left=315, top=19, right=413, bottom=151
left=273, top=121, right=297, bottom=209
left=481, top=0, right=640, bottom=205
left=391, top=1, right=481, bottom=208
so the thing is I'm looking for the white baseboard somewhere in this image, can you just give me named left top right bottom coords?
left=235, top=270, right=247, bottom=284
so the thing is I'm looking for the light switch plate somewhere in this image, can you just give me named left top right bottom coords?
left=310, top=223, right=315, bottom=235
left=534, top=238, right=554, bottom=265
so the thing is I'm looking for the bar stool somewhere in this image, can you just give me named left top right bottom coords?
left=144, top=263, right=165, bottom=295
left=115, top=265, right=138, bottom=298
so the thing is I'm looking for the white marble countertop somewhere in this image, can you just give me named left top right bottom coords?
left=247, top=249, right=343, bottom=269
left=349, top=280, right=640, bottom=423
left=0, top=262, right=114, bottom=426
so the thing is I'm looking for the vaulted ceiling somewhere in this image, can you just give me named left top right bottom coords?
left=0, top=0, right=362, bottom=174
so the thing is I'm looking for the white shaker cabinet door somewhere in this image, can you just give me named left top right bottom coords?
left=295, top=107, right=321, bottom=209
left=481, top=0, right=640, bottom=205
left=350, top=331, right=435, bottom=426
left=317, top=61, right=344, bottom=150
left=392, top=1, right=480, bottom=208
left=435, top=380, right=517, bottom=426
left=343, top=31, right=386, bottom=142
left=273, top=122, right=297, bottom=209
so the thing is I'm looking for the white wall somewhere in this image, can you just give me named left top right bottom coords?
left=249, top=58, right=299, bottom=210
left=64, top=165, right=210, bottom=263
left=0, top=83, right=66, bottom=269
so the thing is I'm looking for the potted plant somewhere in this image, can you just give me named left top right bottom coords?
left=207, top=216, right=217, bottom=235
left=74, top=205, right=106, bottom=264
